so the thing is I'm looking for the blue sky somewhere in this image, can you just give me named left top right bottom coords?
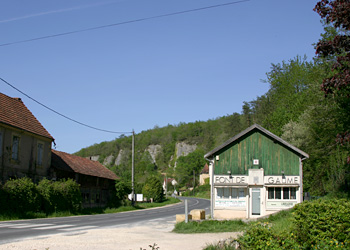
left=1, top=0, right=324, bottom=154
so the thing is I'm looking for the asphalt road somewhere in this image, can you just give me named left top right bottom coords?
left=0, top=197, right=210, bottom=245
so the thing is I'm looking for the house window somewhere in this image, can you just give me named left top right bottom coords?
left=37, top=142, right=44, bottom=166
left=268, top=187, right=297, bottom=200
left=12, top=135, right=20, bottom=160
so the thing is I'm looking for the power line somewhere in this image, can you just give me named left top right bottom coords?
left=0, top=0, right=249, bottom=47
left=0, top=77, right=132, bottom=134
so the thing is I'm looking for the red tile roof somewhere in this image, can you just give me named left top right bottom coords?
left=201, top=163, right=209, bottom=174
left=52, top=150, right=119, bottom=180
left=0, top=92, right=54, bottom=140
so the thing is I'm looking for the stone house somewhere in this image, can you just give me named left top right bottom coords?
left=0, top=92, right=118, bottom=207
left=199, top=163, right=209, bottom=185
left=204, top=124, right=309, bottom=219
left=0, top=93, right=54, bottom=182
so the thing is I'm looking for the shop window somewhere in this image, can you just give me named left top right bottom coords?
left=268, top=187, right=297, bottom=200
left=217, top=188, right=245, bottom=199
left=217, top=188, right=224, bottom=199
left=268, top=188, right=274, bottom=199
left=239, top=189, right=245, bottom=199
left=290, top=187, right=297, bottom=199
left=283, top=188, right=290, bottom=199
left=275, top=187, right=282, bottom=199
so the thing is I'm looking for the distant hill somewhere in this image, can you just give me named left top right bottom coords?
left=75, top=55, right=350, bottom=196
left=75, top=112, right=248, bottom=186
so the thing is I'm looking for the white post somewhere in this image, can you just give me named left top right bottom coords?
left=185, top=199, right=188, bottom=223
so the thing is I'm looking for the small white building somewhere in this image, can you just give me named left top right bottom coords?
left=204, top=124, right=309, bottom=219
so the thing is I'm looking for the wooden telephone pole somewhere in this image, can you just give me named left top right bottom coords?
left=131, top=130, right=135, bottom=206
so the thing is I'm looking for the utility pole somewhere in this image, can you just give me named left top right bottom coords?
left=193, top=170, right=195, bottom=196
left=165, top=174, right=168, bottom=199
left=131, top=130, right=135, bottom=206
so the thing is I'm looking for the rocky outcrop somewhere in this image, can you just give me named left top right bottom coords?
left=103, top=155, right=114, bottom=166
left=175, top=142, right=197, bottom=159
left=146, top=145, right=162, bottom=164
left=115, top=150, right=124, bottom=166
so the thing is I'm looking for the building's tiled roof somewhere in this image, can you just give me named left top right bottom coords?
left=164, top=178, right=175, bottom=183
left=0, top=92, right=54, bottom=140
left=52, top=150, right=119, bottom=180
left=201, top=163, right=209, bottom=174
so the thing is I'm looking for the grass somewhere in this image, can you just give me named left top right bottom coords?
left=173, top=219, right=248, bottom=234
left=181, top=209, right=295, bottom=249
left=0, top=197, right=181, bottom=221
left=173, top=209, right=294, bottom=235
left=260, top=209, right=294, bottom=234
left=182, top=184, right=211, bottom=199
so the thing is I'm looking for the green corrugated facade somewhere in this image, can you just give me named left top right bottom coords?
left=214, top=130, right=300, bottom=176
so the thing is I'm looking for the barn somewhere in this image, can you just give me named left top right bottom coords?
left=204, top=124, right=309, bottom=219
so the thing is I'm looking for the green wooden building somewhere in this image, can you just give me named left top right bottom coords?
left=204, top=124, right=309, bottom=219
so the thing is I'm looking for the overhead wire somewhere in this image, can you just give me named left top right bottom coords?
left=0, top=0, right=249, bottom=47
left=0, top=77, right=132, bottom=134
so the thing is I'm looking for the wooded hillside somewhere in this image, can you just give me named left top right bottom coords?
left=76, top=5, right=350, bottom=196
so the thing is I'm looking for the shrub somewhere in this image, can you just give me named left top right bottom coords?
left=115, top=179, right=132, bottom=205
left=237, top=222, right=300, bottom=250
left=142, top=177, right=164, bottom=202
left=2, top=177, right=40, bottom=214
left=37, top=178, right=55, bottom=213
left=37, top=178, right=82, bottom=213
left=293, top=198, right=350, bottom=248
left=52, top=179, right=82, bottom=212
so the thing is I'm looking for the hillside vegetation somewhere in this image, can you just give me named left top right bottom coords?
left=76, top=21, right=350, bottom=197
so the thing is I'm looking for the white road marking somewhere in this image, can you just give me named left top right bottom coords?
left=0, top=223, right=20, bottom=228
left=33, top=224, right=74, bottom=230
left=59, top=226, right=98, bottom=231
left=10, top=224, right=53, bottom=229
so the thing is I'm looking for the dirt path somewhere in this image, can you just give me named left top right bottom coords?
left=0, top=218, right=240, bottom=250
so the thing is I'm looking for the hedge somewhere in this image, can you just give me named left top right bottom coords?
left=0, top=177, right=82, bottom=215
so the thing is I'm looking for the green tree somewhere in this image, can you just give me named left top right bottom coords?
left=115, top=179, right=132, bottom=202
left=175, top=149, right=206, bottom=187
left=142, top=176, right=164, bottom=202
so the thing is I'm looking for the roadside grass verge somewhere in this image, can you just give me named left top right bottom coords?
left=173, top=219, right=248, bottom=234
left=0, top=197, right=180, bottom=221
left=181, top=184, right=210, bottom=199
left=173, top=209, right=294, bottom=235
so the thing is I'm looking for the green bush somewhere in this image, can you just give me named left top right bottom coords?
left=2, top=177, right=40, bottom=214
left=115, top=179, right=132, bottom=205
left=293, top=199, right=350, bottom=248
left=37, top=178, right=55, bottom=213
left=37, top=178, right=82, bottom=213
left=142, top=177, right=164, bottom=202
left=52, top=179, right=82, bottom=212
left=237, top=222, right=300, bottom=250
